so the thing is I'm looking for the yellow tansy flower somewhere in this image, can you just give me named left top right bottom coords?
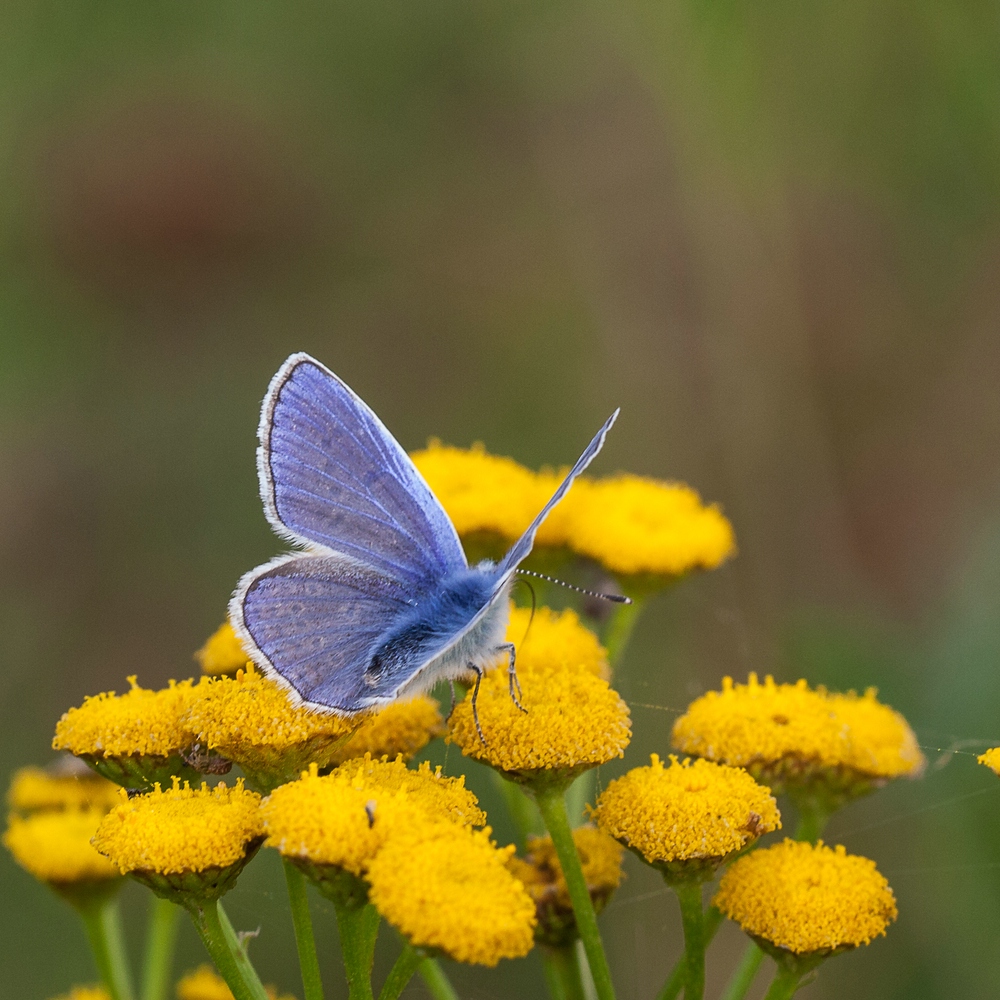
left=672, top=674, right=924, bottom=808
left=714, top=839, right=897, bottom=955
left=184, top=666, right=357, bottom=792
left=176, top=965, right=295, bottom=1000
left=53, top=677, right=203, bottom=790
left=51, top=987, right=112, bottom=1000
left=366, top=821, right=536, bottom=966
left=327, top=697, right=444, bottom=767
left=4, top=807, right=120, bottom=889
left=93, top=779, right=263, bottom=903
left=591, top=755, right=780, bottom=880
left=506, top=605, right=609, bottom=680
left=7, top=765, right=120, bottom=815
left=507, top=826, right=624, bottom=946
left=562, top=475, right=736, bottom=579
left=195, top=622, right=250, bottom=676
left=447, top=651, right=631, bottom=787
left=978, top=747, right=1000, bottom=774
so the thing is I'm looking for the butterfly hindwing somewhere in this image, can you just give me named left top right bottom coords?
left=259, top=354, right=467, bottom=589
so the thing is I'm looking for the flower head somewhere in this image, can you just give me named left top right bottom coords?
left=4, top=807, right=121, bottom=891
left=176, top=965, right=295, bottom=1000
left=562, top=475, right=736, bottom=580
left=507, top=826, right=624, bottom=946
left=50, top=987, right=112, bottom=1000
left=714, top=839, right=897, bottom=956
left=367, top=821, right=536, bottom=966
left=7, top=765, right=120, bottom=815
left=53, top=678, right=203, bottom=790
left=327, top=697, right=444, bottom=767
left=93, top=779, right=263, bottom=903
left=506, top=605, right=609, bottom=680
left=591, top=755, right=780, bottom=880
left=447, top=637, right=631, bottom=787
left=184, top=666, right=357, bottom=792
left=672, top=674, right=924, bottom=809
left=979, top=748, right=1000, bottom=774
left=195, top=622, right=250, bottom=676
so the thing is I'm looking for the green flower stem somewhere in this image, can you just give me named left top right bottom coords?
left=761, top=965, right=804, bottom=1000
left=333, top=901, right=380, bottom=1000
left=77, top=894, right=136, bottom=1000
left=378, top=943, right=423, bottom=1000
left=187, top=900, right=270, bottom=1000
left=541, top=945, right=587, bottom=1000
left=719, top=943, right=765, bottom=1000
left=535, top=786, right=616, bottom=1000
left=603, top=596, right=646, bottom=671
left=416, top=958, right=460, bottom=1000
left=792, top=801, right=830, bottom=844
left=282, top=858, right=325, bottom=1000
left=141, top=896, right=180, bottom=1000
left=673, top=882, right=705, bottom=1000
left=657, top=906, right=723, bottom=1000
left=493, top=769, right=543, bottom=849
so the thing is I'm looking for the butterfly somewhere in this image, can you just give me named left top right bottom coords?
left=229, top=353, right=620, bottom=740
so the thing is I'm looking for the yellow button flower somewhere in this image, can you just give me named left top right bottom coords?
left=53, top=677, right=203, bottom=791
left=562, top=475, right=736, bottom=580
left=507, top=826, right=624, bottom=947
left=176, top=965, right=296, bottom=1000
left=506, top=605, right=609, bottom=680
left=714, top=839, right=897, bottom=956
left=447, top=648, right=631, bottom=787
left=979, top=747, right=1000, bottom=774
left=50, top=987, right=112, bottom=1000
left=7, top=765, right=120, bottom=815
left=591, top=755, right=780, bottom=880
left=326, top=697, right=444, bottom=768
left=4, top=807, right=121, bottom=891
left=367, top=821, right=537, bottom=966
left=184, top=666, right=357, bottom=792
left=93, top=779, right=263, bottom=903
left=672, top=674, right=924, bottom=809
left=195, top=622, right=251, bottom=676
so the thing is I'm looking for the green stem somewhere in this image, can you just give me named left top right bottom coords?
left=719, top=943, right=765, bottom=1000
left=535, top=787, right=616, bottom=1000
left=541, top=945, right=587, bottom=1000
left=657, top=906, right=723, bottom=1000
left=141, top=896, right=180, bottom=1000
left=416, top=958, right=460, bottom=1000
left=762, top=965, right=804, bottom=1000
left=493, top=769, right=543, bottom=849
left=673, top=882, right=705, bottom=1000
left=378, top=944, right=423, bottom=1000
left=792, top=802, right=829, bottom=844
left=282, top=858, right=325, bottom=1000
left=78, top=895, right=135, bottom=1000
left=603, top=596, right=646, bottom=671
left=187, top=899, right=269, bottom=1000
left=334, top=901, right=380, bottom=1000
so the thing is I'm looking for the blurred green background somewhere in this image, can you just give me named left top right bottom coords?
left=3, top=3, right=1000, bottom=997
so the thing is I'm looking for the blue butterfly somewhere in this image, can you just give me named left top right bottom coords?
left=230, top=353, right=619, bottom=739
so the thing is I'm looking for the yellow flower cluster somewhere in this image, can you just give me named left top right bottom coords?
left=979, top=747, right=1000, bottom=774
left=7, top=766, right=120, bottom=814
left=176, top=965, right=295, bottom=1000
left=672, top=674, right=924, bottom=792
left=591, top=755, right=780, bottom=872
left=714, top=839, right=897, bottom=955
left=53, top=677, right=198, bottom=759
left=506, top=605, right=609, bottom=680
left=195, top=622, right=250, bottom=676
left=4, top=808, right=120, bottom=885
left=329, top=698, right=443, bottom=766
left=94, top=779, right=263, bottom=877
left=411, top=442, right=735, bottom=578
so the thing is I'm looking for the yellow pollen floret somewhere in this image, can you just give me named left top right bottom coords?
left=979, top=748, right=1000, bottom=775
left=714, top=839, right=897, bottom=954
left=51, top=987, right=113, bottom=1000
left=366, top=822, right=536, bottom=966
left=93, top=780, right=263, bottom=875
left=53, top=678, right=198, bottom=758
left=562, top=475, right=736, bottom=577
left=332, top=755, right=486, bottom=828
left=328, top=698, right=443, bottom=767
left=195, top=623, right=251, bottom=676
left=7, top=766, right=121, bottom=814
left=672, top=674, right=924, bottom=782
left=591, top=755, right=780, bottom=866
left=176, top=965, right=295, bottom=1000
left=505, top=606, right=609, bottom=680
left=447, top=656, right=631, bottom=777
left=4, top=808, right=120, bottom=884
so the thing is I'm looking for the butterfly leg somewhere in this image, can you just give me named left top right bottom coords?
left=498, top=642, right=527, bottom=713
left=468, top=663, right=487, bottom=745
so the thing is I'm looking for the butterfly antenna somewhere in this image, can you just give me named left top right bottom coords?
left=516, top=568, right=631, bottom=604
